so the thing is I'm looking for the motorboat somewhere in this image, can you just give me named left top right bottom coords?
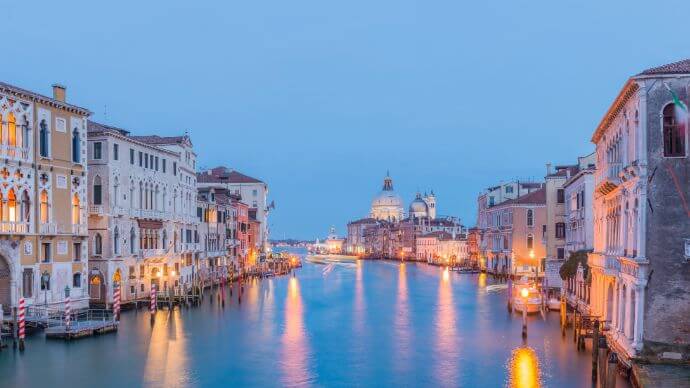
left=512, top=278, right=543, bottom=314
left=547, top=297, right=561, bottom=311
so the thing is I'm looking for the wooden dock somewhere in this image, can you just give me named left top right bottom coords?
left=44, top=309, right=118, bottom=340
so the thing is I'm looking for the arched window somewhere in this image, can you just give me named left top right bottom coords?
left=72, top=194, right=80, bottom=224
left=40, top=190, right=49, bottom=223
left=130, top=228, right=136, bottom=254
left=95, top=233, right=102, bottom=255
left=93, top=176, right=102, bottom=205
left=39, top=119, right=49, bottom=157
left=527, top=234, right=534, bottom=250
left=113, top=177, right=119, bottom=207
left=113, top=227, right=120, bottom=255
left=8, top=113, right=16, bottom=147
left=663, top=103, right=686, bottom=157
left=162, top=230, right=168, bottom=250
left=21, top=190, right=30, bottom=222
left=7, top=189, right=17, bottom=222
left=73, top=272, right=82, bottom=288
left=72, top=127, right=80, bottom=163
left=526, top=209, right=534, bottom=227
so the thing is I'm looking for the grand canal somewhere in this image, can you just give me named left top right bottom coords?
left=1, top=249, right=628, bottom=387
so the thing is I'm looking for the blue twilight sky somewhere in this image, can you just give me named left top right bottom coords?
left=4, top=1, right=690, bottom=239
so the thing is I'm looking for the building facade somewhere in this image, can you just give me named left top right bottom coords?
left=588, top=60, right=690, bottom=362
left=0, top=83, right=90, bottom=312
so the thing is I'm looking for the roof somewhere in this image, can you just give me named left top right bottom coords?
left=502, top=188, right=546, bottom=206
left=348, top=217, right=378, bottom=225
left=637, top=59, right=690, bottom=76
left=0, top=81, right=91, bottom=115
left=87, top=120, right=130, bottom=136
left=547, top=165, right=579, bottom=178
left=419, top=231, right=458, bottom=240
left=198, top=167, right=264, bottom=184
left=130, top=135, right=191, bottom=147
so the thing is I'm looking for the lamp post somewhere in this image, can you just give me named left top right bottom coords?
left=521, top=287, right=529, bottom=338
left=41, top=271, right=50, bottom=306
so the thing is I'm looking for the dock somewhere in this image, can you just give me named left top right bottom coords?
left=44, top=309, right=118, bottom=340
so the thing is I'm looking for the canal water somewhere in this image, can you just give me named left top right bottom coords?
left=1, top=249, right=628, bottom=387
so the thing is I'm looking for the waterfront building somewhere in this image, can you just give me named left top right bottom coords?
left=543, top=163, right=579, bottom=289
left=563, top=154, right=596, bottom=257
left=415, top=231, right=468, bottom=265
left=231, top=197, right=250, bottom=271
left=588, top=59, right=690, bottom=363
left=324, top=227, right=345, bottom=254
left=0, top=82, right=90, bottom=312
left=86, top=122, right=199, bottom=304
left=345, top=218, right=377, bottom=254
left=198, top=167, right=270, bottom=251
left=467, top=227, right=481, bottom=267
left=483, top=189, right=546, bottom=277
left=196, top=187, right=234, bottom=284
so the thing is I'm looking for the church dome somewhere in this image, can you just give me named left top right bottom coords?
left=370, top=172, right=404, bottom=221
left=409, top=193, right=429, bottom=217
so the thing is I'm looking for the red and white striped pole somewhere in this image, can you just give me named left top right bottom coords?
left=150, top=284, right=157, bottom=325
left=113, top=284, right=121, bottom=321
left=64, top=294, right=71, bottom=331
left=18, top=297, right=25, bottom=351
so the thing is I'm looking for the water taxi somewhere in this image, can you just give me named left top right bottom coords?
left=511, top=279, right=543, bottom=314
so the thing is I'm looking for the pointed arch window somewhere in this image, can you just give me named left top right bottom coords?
left=8, top=112, right=17, bottom=148
left=663, top=103, right=687, bottom=157
left=72, top=127, right=81, bottom=163
left=130, top=228, right=136, bottom=254
left=39, top=119, right=49, bottom=157
left=94, top=233, right=102, bottom=255
left=527, top=234, right=534, bottom=250
left=7, top=189, right=17, bottom=222
left=40, top=190, right=49, bottom=223
left=113, top=226, right=120, bottom=255
left=20, top=190, right=30, bottom=222
left=93, top=176, right=102, bottom=205
left=526, top=209, right=534, bottom=227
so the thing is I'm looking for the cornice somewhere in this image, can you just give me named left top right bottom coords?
left=591, top=79, right=639, bottom=144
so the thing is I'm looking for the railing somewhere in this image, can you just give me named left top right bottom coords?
left=140, top=248, right=166, bottom=258
left=40, top=222, right=57, bottom=234
left=0, top=221, right=29, bottom=234
left=0, top=145, right=30, bottom=161
left=45, top=309, right=115, bottom=331
left=71, top=224, right=88, bottom=235
left=89, top=205, right=104, bottom=215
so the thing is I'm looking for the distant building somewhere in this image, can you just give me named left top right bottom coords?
left=370, top=172, right=404, bottom=222
left=345, top=218, right=377, bottom=254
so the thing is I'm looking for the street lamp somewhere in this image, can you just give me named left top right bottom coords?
left=521, top=287, right=529, bottom=338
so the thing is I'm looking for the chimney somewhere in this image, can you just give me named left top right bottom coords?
left=546, top=163, right=552, bottom=175
left=52, top=84, right=66, bottom=102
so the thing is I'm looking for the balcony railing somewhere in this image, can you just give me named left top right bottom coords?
left=0, top=221, right=29, bottom=234
left=39, top=222, right=57, bottom=234
left=0, top=145, right=30, bottom=161
left=71, top=224, right=88, bottom=236
left=140, top=248, right=166, bottom=259
left=89, top=205, right=104, bottom=215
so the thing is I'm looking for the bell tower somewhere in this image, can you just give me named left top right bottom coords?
left=424, top=190, right=436, bottom=219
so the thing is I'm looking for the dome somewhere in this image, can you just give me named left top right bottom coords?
left=372, top=190, right=404, bottom=209
left=370, top=172, right=404, bottom=222
left=409, top=193, right=429, bottom=217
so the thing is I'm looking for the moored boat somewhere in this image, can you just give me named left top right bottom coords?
left=511, top=279, right=543, bottom=314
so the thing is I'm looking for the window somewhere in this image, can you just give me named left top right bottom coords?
left=150, top=155, right=155, bottom=169
left=73, top=273, right=82, bottom=288
left=663, top=103, right=686, bottom=157
left=72, top=194, right=80, bottom=224
left=526, top=209, right=534, bottom=227
left=93, top=176, right=102, bottom=205
left=40, top=272, right=50, bottom=291
left=40, top=190, right=49, bottom=223
left=557, top=247, right=565, bottom=260
left=42, top=243, right=51, bottom=263
left=139, top=151, right=143, bottom=167
left=95, top=233, right=102, bottom=255
left=130, top=148, right=135, bottom=164
left=155, top=157, right=159, bottom=171
left=72, top=128, right=81, bottom=162
left=74, top=243, right=82, bottom=261
left=39, top=119, right=49, bottom=157
left=505, top=186, right=513, bottom=193
left=22, top=269, right=33, bottom=298
left=92, top=141, right=101, bottom=160
left=144, top=153, right=149, bottom=168
left=252, top=189, right=258, bottom=197
left=557, top=189, right=565, bottom=204
left=555, top=222, right=566, bottom=239
left=162, top=159, right=166, bottom=173
left=114, top=227, right=120, bottom=255
left=527, top=234, right=534, bottom=250
left=489, top=196, right=495, bottom=207
left=173, top=162, right=177, bottom=176
left=113, top=143, right=119, bottom=160
left=130, top=228, right=136, bottom=254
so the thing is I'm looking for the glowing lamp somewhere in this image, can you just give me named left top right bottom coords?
left=520, top=288, right=529, bottom=298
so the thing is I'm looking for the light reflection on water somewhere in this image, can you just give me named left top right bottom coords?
left=0, top=249, right=629, bottom=388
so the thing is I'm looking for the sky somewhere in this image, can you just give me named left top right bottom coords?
left=4, top=0, right=690, bottom=239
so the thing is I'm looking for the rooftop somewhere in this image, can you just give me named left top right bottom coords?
left=0, top=81, right=91, bottom=115
left=198, top=167, right=264, bottom=184
left=502, top=188, right=546, bottom=206
left=637, top=58, right=690, bottom=76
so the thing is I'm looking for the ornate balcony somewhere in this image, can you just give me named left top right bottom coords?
left=140, top=248, right=166, bottom=259
left=71, top=224, right=88, bottom=236
left=0, top=221, right=29, bottom=234
left=0, top=145, right=30, bottom=161
left=89, top=205, right=104, bottom=215
left=596, top=162, right=622, bottom=196
left=39, top=222, right=57, bottom=235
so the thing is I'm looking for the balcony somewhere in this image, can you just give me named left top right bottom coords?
left=39, top=222, right=57, bottom=235
left=596, top=162, right=622, bottom=195
left=225, top=238, right=239, bottom=247
left=71, top=224, right=88, bottom=236
left=0, top=145, right=30, bottom=161
left=140, top=248, right=166, bottom=259
left=134, top=209, right=169, bottom=220
left=89, top=205, right=104, bottom=215
left=0, top=221, right=29, bottom=234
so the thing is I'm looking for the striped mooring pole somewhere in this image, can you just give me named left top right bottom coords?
left=18, top=297, right=25, bottom=351
left=64, top=295, right=71, bottom=332
left=150, top=284, right=157, bottom=325
left=113, top=283, right=121, bottom=321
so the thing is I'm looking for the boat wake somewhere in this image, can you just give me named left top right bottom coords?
left=485, top=284, right=508, bottom=293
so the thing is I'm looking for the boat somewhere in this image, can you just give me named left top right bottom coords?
left=511, top=278, right=543, bottom=314
left=547, top=297, right=561, bottom=311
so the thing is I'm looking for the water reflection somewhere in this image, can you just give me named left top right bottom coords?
left=507, top=346, right=542, bottom=388
left=435, top=267, right=458, bottom=385
left=394, top=263, right=411, bottom=372
left=353, top=259, right=365, bottom=333
left=478, top=272, right=487, bottom=288
left=281, top=277, right=313, bottom=386
left=143, top=310, right=191, bottom=386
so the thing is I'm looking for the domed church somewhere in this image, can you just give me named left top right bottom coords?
left=370, top=172, right=404, bottom=222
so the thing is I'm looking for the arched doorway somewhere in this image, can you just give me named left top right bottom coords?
left=0, top=255, right=11, bottom=311
left=89, top=273, right=105, bottom=303
left=151, top=267, right=160, bottom=290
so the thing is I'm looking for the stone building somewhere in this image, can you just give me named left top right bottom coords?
left=588, top=59, right=690, bottom=362
left=345, top=218, right=377, bottom=254
left=196, top=186, right=236, bottom=284
left=198, top=167, right=270, bottom=252
left=86, top=122, right=199, bottom=304
left=0, top=82, right=90, bottom=312
left=370, top=173, right=404, bottom=222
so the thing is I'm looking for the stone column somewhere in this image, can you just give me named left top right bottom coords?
left=624, top=283, right=633, bottom=339
left=632, top=285, right=644, bottom=349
